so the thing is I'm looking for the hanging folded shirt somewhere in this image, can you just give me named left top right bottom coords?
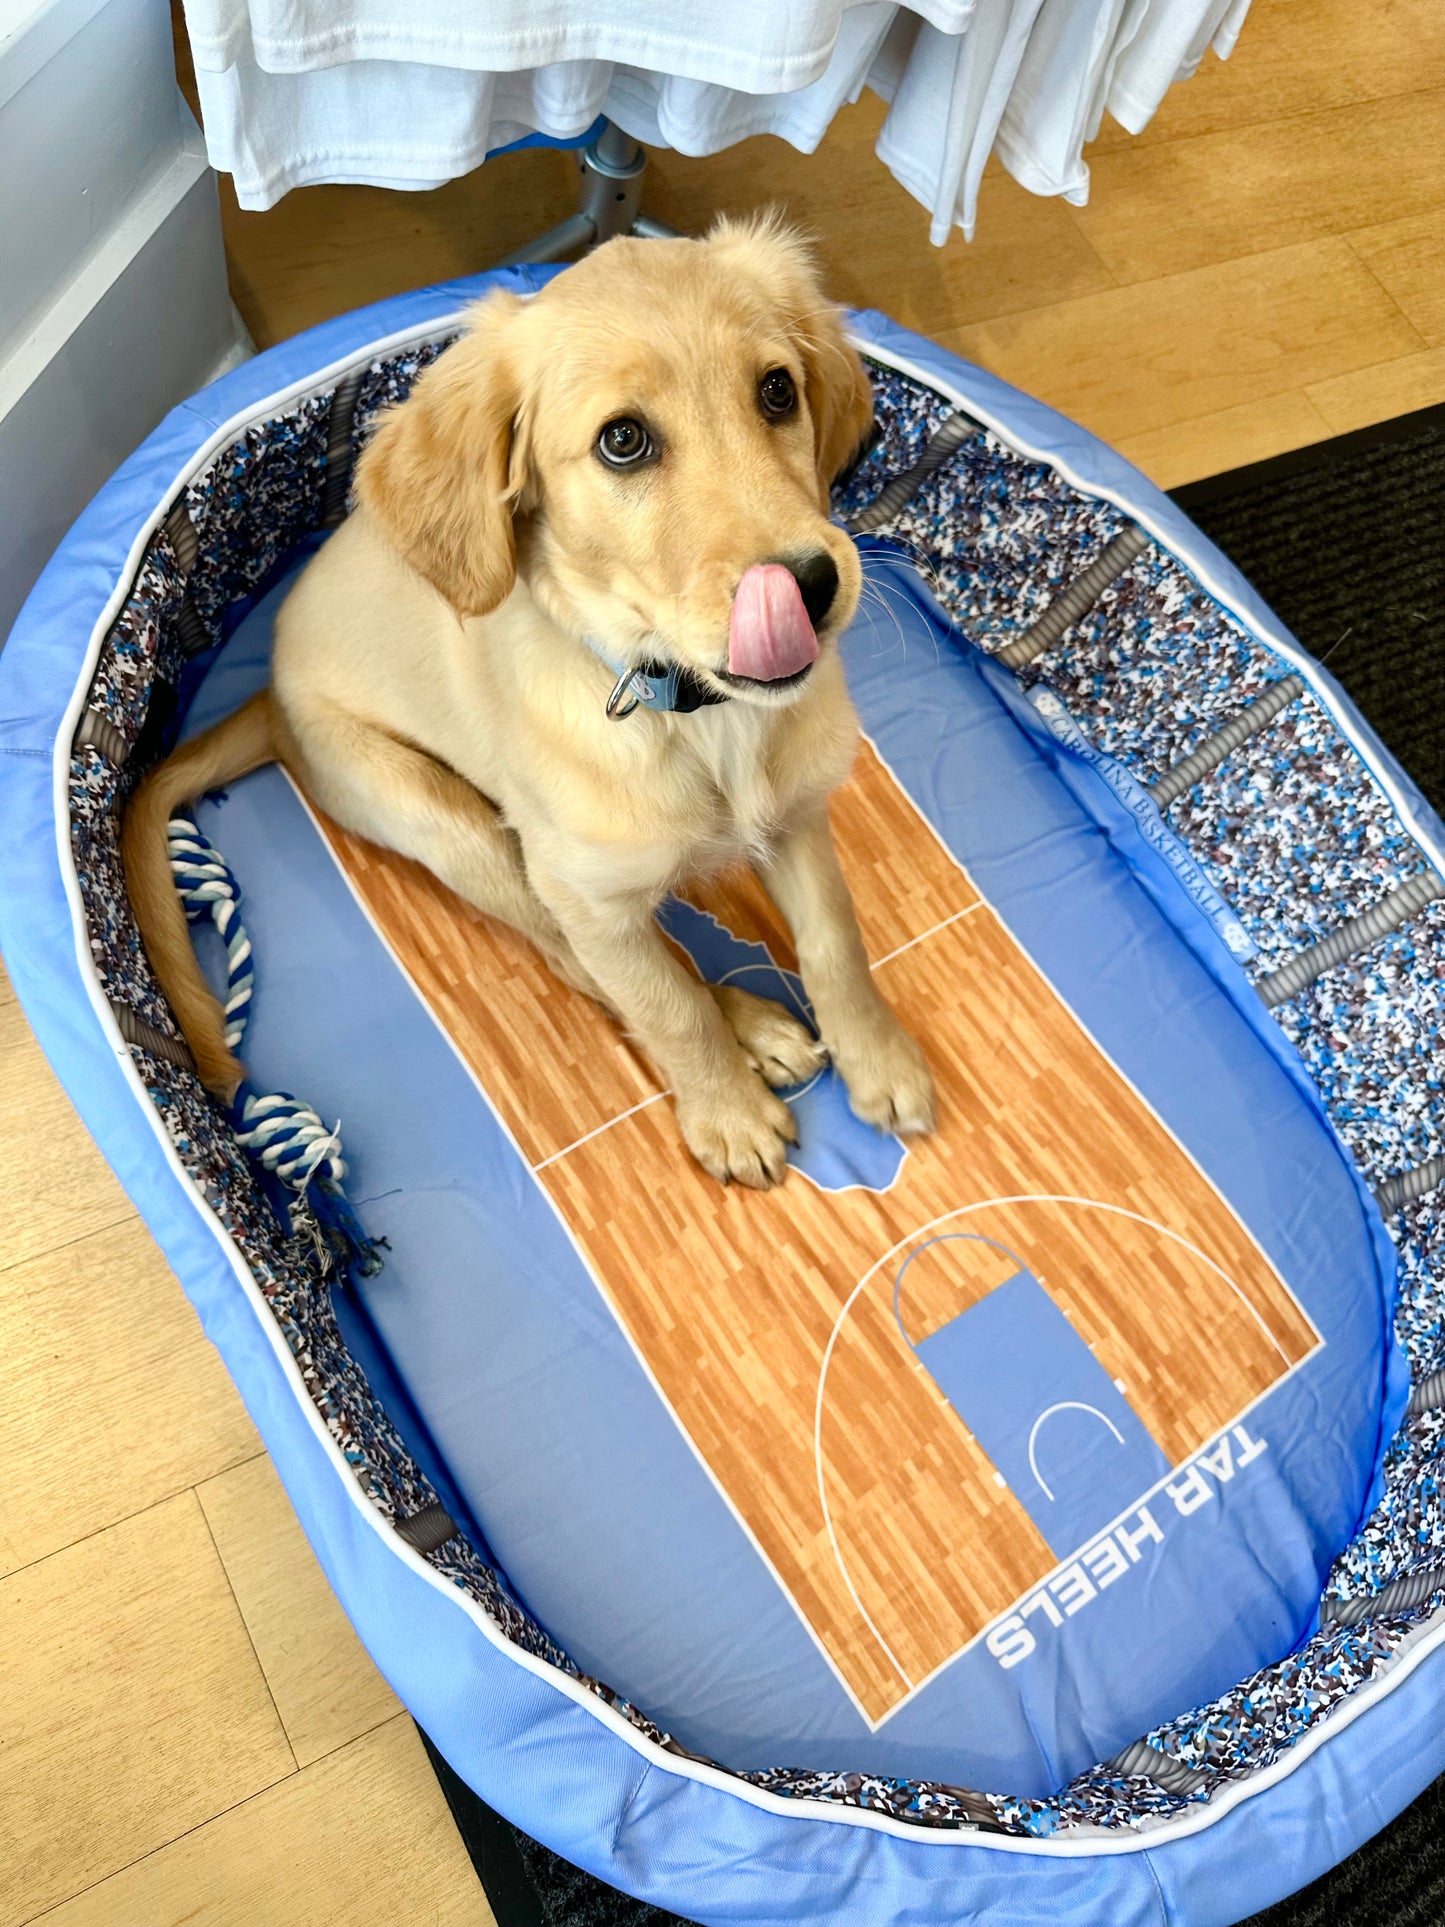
left=187, top=2, right=911, bottom=207
left=183, top=0, right=976, bottom=85
left=996, top=0, right=1245, bottom=203
left=994, top=0, right=1145, bottom=202
left=180, top=0, right=1254, bottom=237
left=1104, top=0, right=1251, bottom=134
left=871, top=0, right=1047, bottom=244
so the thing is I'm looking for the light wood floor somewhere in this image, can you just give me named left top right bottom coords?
left=4, top=2, right=1443, bottom=1917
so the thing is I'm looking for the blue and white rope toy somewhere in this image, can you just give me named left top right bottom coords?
left=168, top=813, right=384, bottom=1277
left=167, top=815, right=254, bottom=1048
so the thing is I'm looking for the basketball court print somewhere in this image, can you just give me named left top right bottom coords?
left=315, top=736, right=1320, bottom=1724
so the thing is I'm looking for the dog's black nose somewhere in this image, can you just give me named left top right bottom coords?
left=788, top=551, right=839, bottom=628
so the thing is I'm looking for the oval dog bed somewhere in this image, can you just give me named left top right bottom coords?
left=4, top=265, right=1445, bottom=1927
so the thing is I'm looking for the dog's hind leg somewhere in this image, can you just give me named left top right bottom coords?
left=280, top=705, right=608, bottom=1001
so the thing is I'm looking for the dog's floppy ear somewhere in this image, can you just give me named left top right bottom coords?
left=707, top=214, right=874, bottom=496
left=802, top=309, right=875, bottom=496
left=354, top=292, right=528, bottom=617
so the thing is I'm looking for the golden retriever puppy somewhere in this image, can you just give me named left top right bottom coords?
left=124, top=217, right=936, bottom=1188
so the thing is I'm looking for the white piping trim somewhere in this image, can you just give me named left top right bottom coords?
left=39, top=309, right=1444, bottom=1864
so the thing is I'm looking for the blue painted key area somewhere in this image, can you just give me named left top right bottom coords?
left=903, top=1245, right=1171, bottom=1557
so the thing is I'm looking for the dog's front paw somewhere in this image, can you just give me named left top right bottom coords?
left=676, top=1069, right=798, bottom=1189
left=710, top=984, right=828, bottom=1090
left=829, top=1010, right=936, bottom=1137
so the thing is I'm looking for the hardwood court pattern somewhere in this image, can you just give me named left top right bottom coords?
left=319, top=741, right=1317, bottom=1722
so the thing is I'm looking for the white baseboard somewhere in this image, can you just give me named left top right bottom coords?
left=1, top=0, right=247, bottom=644
left=0, top=162, right=242, bottom=643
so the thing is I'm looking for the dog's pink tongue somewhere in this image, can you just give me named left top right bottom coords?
left=728, top=565, right=820, bottom=682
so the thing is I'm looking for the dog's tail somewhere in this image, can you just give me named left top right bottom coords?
left=122, top=689, right=277, bottom=1100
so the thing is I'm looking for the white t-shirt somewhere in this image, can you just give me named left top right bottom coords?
left=996, top=0, right=1246, bottom=202
left=873, top=0, right=1049, bottom=244
left=1105, top=0, right=1251, bottom=134
left=181, top=0, right=1252, bottom=238
left=184, top=0, right=975, bottom=85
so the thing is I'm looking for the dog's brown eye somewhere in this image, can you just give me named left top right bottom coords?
left=598, top=418, right=651, bottom=467
left=759, top=368, right=797, bottom=418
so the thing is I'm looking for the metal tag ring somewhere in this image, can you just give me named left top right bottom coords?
left=605, top=667, right=641, bottom=719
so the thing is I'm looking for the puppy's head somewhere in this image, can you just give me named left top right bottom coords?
left=355, top=217, right=873, bottom=708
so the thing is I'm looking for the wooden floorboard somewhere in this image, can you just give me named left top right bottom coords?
left=0, top=1496, right=294, bottom=1926
left=1086, top=0, right=1445, bottom=150
left=942, top=238, right=1425, bottom=446
left=0, top=1217, right=258, bottom=1578
left=1348, top=207, right=1445, bottom=347
left=197, top=1454, right=402, bottom=1769
left=1074, top=88, right=1445, bottom=285
left=1114, top=390, right=1335, bottom=493
left=33, top=1718, right=493, bottom=1927
left=1307, top=346, right=1445, bottom=437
